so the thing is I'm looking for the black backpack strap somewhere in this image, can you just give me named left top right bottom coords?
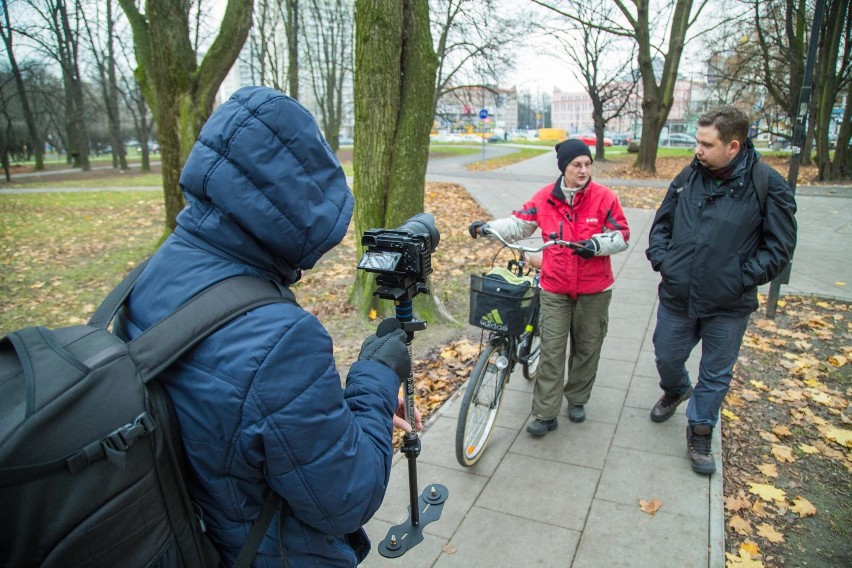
left=751, top=160, right=771, bottom=214
left=88, top=258, right=151, bottom=328
left=232, top=491, right=284, bottom=568
left=128, top=276, right=296, bottom=383
left=670, top=165, right=693, bottom=198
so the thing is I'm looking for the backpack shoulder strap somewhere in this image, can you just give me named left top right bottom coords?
left=751, top=160, right=771, bottom=215
left=87, top=258, right=151, bottom=328
left=671, top=165, right=693, bottom=197
left=128, top=276, right=297, bottom=383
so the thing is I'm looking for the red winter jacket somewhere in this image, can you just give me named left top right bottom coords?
left=513, top=178, right=629, bottom=298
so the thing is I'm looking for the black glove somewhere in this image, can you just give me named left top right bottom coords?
left=469, top=220, right=487, bottom=238
left=358, top=318, right=411, bottom=382
left=572, top=238, right=599, bottom=259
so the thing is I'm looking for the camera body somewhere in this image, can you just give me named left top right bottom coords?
left=358, top=213, right=440, bottom=301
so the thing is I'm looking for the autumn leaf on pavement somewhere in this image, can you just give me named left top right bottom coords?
left=791, top=496, right=817, bottom=517
left=750, top=380, right=770, bottom=392
left=798, top=443, right=818, bottom=454
left=771, top=444, right=796, bottom=463
left=725, top=550, right=764, bottom=567
left=639, top=498, right=662, bottom=515
left=748, top=482, right=787, bottom=503
left=756, top=463, right=778, bottom=478
left=827, top=354, right=847, bottom=367
left=756, top=523, right=784, bottom=543
left=728, top=514, right=752, bottom=535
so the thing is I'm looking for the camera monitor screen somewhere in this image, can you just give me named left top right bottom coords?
left=358, top=251, right=402, bottom=273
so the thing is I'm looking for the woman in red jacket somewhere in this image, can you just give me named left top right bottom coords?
left=470, top=139, right=630, bottom=436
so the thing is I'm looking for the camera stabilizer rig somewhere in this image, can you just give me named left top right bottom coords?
left=357, top=213, right=448, bottom=558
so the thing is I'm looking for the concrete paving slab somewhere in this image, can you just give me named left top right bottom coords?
left=560, top=383, right=627, bottom=425
left=595, top=358, right=636, bottom=389
left=572, top=499, right=710, bottom=568
left=418, top=415, right=517, bottom=478
left=612, top=406, right=690, bottom=458
left=510, top=417, right=616, bottom=471
left=595, top=446, right=712, bottom=519
left=435, top=506, right=581, bottom=567
left=476, top=453, right=601, bottom=531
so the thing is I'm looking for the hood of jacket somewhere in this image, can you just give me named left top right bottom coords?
left=176, top=86, right=354, bottom=283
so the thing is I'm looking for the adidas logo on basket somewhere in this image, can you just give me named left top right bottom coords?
left=479, top=309, right=509, bottom=332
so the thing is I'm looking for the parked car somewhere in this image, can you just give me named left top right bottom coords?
left=659, top=133, right=697, bottom=147
left=572, top=133, right=613, bottom=146
left=608, top=133, right=631, bottom=145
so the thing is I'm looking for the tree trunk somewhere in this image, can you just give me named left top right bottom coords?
left=621, top=0, right=692, bottom=172
left=286, top=0, right=300, bottom=99
left=352, top=0, right=438, bottom=318
left=0, top=4, right=45, bottom=171
left=119, top=0, right=254, bottom=231
left=56, top=0, right=90, bottom=171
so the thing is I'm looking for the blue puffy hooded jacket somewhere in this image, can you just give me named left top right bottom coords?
left=118, top=87, right=399, bottom=566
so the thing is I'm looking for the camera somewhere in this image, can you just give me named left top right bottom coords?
left=357, top=213, right=440, bottom=301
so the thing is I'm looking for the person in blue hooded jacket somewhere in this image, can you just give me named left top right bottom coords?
left=118, top=86, right=418, bottom=566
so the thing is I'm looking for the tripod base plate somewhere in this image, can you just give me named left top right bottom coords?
left=378, top=484, right=448, bottom=558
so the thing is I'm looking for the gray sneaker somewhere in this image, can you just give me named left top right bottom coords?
left=527, top=417, right=558, bottom=437
left=568, top=404, right=586, bottom=423
left=686, top=424, right=715, bottom=475
left=650, top=386, right=693, bottom=422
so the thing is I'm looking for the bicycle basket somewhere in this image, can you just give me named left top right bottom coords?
left=469, top=270, right=539, bottom=335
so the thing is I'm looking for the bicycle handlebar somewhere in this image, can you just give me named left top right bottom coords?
left=481, top=226, right=576, bottom=253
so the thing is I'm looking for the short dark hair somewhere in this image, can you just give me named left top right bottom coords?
left=697, top=106, right=750, bottom=145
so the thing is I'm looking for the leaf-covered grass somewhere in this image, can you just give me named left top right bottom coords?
left=0, top=191, right=163, bottom=334
left=723, top=296, right=851, bottom=567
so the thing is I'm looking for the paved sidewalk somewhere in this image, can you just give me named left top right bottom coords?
left=360, top=149, right=852, bottom=567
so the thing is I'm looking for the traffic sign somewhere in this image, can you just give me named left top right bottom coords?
left=479, top=108, right=488, bottom=120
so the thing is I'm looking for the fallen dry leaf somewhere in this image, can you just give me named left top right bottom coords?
left=722, top=409, right=740, bottom=421
left=725, top=549, right=764, bottom=567
left=639, top=498, right=662, bottom=515
left=756, top=523, right=784, bottom=543
left=728, top=514, right=752, bottom=535
left=771, top=425, right=793, bottom=438
left=756, top=463, right=778, bottom=478
left=748, top=483, right=787, bottom=503
left=790, top=496, right=817, bottom=517
left=824, top=428, right=852, bottom=448
left=771, top=444, right=796, bottom=463
left=740, top=540, right=761, bottom=557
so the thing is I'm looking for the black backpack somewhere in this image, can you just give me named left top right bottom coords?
left=0, top=260, right=294, bottom=567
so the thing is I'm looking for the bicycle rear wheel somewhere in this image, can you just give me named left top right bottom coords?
left=521, top=325, right=541, bottom=381
left=456, top=341, right=510, bottom=467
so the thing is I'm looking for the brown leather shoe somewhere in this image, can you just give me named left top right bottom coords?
left=687, top=424, right=715, bottom=474
left=650, top=386, right=693, bottom=422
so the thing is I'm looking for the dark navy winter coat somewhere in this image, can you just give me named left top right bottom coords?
left=119, top=87, right=399, bottom=566
left=646, top=140, right=797, bottom=317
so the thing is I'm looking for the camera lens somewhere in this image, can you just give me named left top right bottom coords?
left=398, top=213, right=440, bottom=252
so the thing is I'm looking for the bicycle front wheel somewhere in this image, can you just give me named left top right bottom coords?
left=521, top=325, right=541, bottom=381
left=456, top=341, right=510, bottom=467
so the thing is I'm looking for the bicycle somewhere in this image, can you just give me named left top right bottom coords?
left=455, top=228, right=574, bottom=467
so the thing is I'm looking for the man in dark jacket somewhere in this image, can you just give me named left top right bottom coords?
left=119, top=87, right=416, bottom=566
left=645, top=106, right=797, bottom=475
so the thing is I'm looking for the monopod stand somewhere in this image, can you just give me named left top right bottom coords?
left=378, top=297, right=448, bottom=558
